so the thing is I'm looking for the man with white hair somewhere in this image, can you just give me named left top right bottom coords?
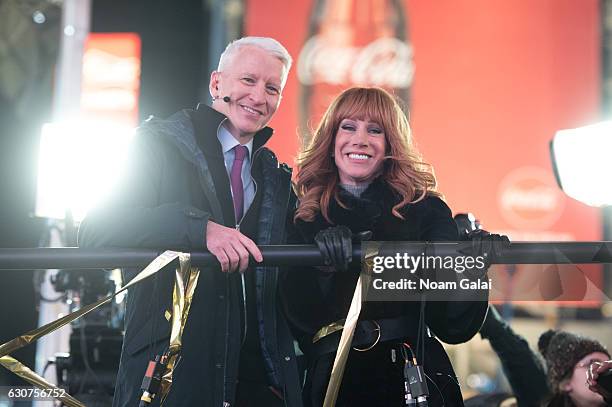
left=79, top=37, right=302, bottom=407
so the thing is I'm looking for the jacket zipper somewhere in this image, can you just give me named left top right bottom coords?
left=277, top=169, right=293, bottom=407
left=220, top=143, right=259, bottom=405
left=235, top=147, right=261, bottom=347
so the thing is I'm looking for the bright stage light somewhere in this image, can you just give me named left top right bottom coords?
left=550, top=121, right=612, bottom=207
left=35, top=121, right=135, bottom=221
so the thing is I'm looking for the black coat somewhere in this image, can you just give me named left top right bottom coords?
left=281, top=180, right=488, bottom=407
left=78, top=105, right=302, bottom=407
left=479, top=306, right=549, bottom=406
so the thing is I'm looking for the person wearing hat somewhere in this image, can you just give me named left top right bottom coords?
left=538, top=329, right=611, bottom=407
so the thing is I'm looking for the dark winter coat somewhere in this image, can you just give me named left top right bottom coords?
left=78, top=105, right=302, bottom=407
left=281, top=179, right=488, bottom=406
left=479, top=305, right=550, bottom=406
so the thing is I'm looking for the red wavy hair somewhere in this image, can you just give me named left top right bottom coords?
left=294, top=87, right=440, bottom=223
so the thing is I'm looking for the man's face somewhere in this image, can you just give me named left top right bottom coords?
left=210, top=46, right=286, bottom=141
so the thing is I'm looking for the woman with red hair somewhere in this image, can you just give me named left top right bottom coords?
left=281, top=87, right=488, bottom=406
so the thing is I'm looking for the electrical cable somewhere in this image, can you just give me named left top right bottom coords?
left=41, top=358, right=54, bottom=377
left=434, top=372, right=460, bottom=392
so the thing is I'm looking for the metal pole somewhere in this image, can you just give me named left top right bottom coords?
left=52, top=0, right=91, bottom=121
left=0, top=242, right=610, bottom=270
left=37, top=0, right=92, bottom=393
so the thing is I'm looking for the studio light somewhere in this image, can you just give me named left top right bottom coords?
left=35, top=121, right=135, bottom=221
left=550, top=121, right=612, bottom=207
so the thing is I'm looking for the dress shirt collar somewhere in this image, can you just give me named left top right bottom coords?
left=217, top=122, right=253, bottom=159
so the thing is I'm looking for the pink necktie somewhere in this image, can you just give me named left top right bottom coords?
left=230, top=145, right=248, bottom=222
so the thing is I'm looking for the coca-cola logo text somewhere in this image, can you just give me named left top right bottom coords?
left=298, top=36, right=415, bottom=88
left=498, top=167, right=565, bottom=230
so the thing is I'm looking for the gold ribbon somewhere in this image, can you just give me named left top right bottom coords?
left=158, top=253, right=200, bottom=404
left=0, top=250, right=188, bottom=405
left=322, top=243, right=380, bottom=407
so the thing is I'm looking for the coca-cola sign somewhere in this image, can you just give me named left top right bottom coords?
left=298, top=36, right=414, bottom=88
left=498, top=166, right=566, bottom=230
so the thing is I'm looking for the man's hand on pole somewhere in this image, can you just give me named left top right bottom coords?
left=205, top=220, right=263, bottom=273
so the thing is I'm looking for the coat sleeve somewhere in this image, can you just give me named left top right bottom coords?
left=77, top=134, right=211, bottom=250
left=419, top=197, right=489, bottom=344
left=480, top=306, right=550, bottom=405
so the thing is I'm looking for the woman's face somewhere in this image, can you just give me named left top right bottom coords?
left=563, top=351, right=609, bottom=407
left=334, top=118, right=386, bottom=185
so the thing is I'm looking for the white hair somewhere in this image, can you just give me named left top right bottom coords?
left=217, top=36, right=293, bottom=87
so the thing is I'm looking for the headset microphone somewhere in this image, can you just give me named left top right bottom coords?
left=214, top=95, right=231, bottom=103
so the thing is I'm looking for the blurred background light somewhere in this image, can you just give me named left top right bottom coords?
left=35, top=121, right=135, bottom=221
left=550, top=121, right=612, bottom=207
left=32, top=10, right=46, bottom=24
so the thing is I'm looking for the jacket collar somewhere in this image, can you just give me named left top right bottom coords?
left=192, top=103, right=274, bottom=156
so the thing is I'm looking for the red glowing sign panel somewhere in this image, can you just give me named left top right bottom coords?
left=81, top=33, right=141, bottom=126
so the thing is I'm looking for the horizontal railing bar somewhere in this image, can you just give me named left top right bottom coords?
left=0, top=242, right=610, bottom=270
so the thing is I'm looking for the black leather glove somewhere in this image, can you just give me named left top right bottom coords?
left=314, top=225, right=353, bottom=271
left=465, top=229, right=511, bottom=269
